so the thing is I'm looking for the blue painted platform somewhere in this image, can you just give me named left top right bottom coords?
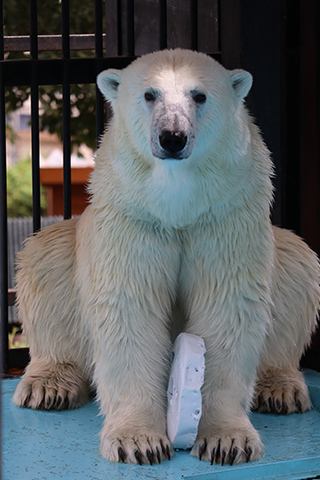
left=3, top=371, right=320, bottom=480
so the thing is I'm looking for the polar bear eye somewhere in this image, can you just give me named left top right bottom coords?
left=144, top=91, right=156, bottom=102
left=192, top=92, right=207, bottom=104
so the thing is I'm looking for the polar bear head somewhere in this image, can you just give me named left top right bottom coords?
left=97, top=49, right=252, bottom=166
left=95, top=49, right=261, bottom=227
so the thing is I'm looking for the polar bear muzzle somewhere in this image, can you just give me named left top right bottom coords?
left=159, top=130, right=188, bottom=158
left=151, top=103, right=195, bottom=160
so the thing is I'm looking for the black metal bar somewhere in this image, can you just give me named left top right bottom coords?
left=279, top=0, right=301, bottom=232
left=62, top=0, right=70, bottom=59
left=1, top=56, right=139, bottom=86
left=0, top=0, right=8, bottom=380
left=191, top=0, right=198, bottom=51
left=95, top=0, right=103, bottom=57
left=62, top=0, right=71, bottom=219
left=30, top=0, right=41, bottom=233
left=30, top=70, right=41, bottom=232
left=0, top=0, right=3, bottom=56
left=117, top=0, right=123, bottom=55
left=159, top=0, right=167, bottom=49
left=4, top=34, right=109, bottom=53
left=95, top=0, right=105, bottom=144
left=127, top=0, right=134, bottom=56
left=30, top=0, right=38, bottom=59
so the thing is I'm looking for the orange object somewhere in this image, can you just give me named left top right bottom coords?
left=40, top=167, right=94, bottom=216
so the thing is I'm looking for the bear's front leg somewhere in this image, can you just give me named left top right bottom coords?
left=86, top=220, right=180, bottom=465
left=182, top=222, right=273, bottom=465
left=94, top=314, right=173, bottom=465
left=188, top=317, right=267, bottom=465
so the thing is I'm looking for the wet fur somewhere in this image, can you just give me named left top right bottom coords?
left=13, top=49, right=319, bottom=466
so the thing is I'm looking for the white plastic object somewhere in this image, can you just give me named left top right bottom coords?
left=166, top=333, right=206, bottom=450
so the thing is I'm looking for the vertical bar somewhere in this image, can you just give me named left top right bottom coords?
left=95, top=0, right=103, bottom=57
left=30, top=0, right=41, bottom=232
left=280, top=0, right=301, bottom=232
left=190, top=0, right=198, bottom=50
left=62, top=0, right=71, bottom=219
left=159, top=0, right=167, bottom=50
left=118, top=0, right=123, bottom=55
left=0, top=0, right=8, bottom=380
left=127, top=0, right=134, bottom=56
left=95, top=0, right=105, bottom=144
left=0, top=8, right=5, bottom=480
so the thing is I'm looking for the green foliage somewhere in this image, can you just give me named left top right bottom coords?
left=9, top=326, right=29, bottom=349
left=7, top=158, right=46, bottom=218
left=4, top=0, right=104, bottom=152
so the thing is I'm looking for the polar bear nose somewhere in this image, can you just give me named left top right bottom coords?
left=159, top=131, right=187, bottom=154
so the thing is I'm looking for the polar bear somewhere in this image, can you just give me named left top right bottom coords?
left=13, top=49, right=319, bottom=466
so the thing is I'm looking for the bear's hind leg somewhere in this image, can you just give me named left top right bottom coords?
left=253, top=367, right=311, bottom=414
left=12, top=218, right=92, bottom=411
left=13, top=358, right=91, bottom=410
left=254, top=226, right=319, bottom=414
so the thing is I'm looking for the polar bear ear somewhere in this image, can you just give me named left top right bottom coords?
left=229, top=69, right=253, bottom=100
left=97, top=69, right=122, bottom=102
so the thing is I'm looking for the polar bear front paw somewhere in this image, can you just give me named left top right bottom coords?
left=100, top=432, right=174, bottom=465
left=191, top=430, right=263, bottom=465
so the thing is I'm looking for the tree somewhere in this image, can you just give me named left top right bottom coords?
left=7, top=158, right=46, bottom=217
left=4, top=0, right=104, bottom=152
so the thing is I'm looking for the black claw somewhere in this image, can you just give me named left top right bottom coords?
left=199, top=441, right=206, bottom=461
left=165, top=444, right=171, bottom=461
left=210, top=447, right=216, bottom=466
left=156, top=447, right=161, bottom=464
left=134, top=450, right=143, bottom=465
left=118, top=447, right=126, bottom=463
left=23, top=394, right=31, bottom=408
left=45, top=394, right=56, bottom=410
left=294, top=390, right=303, bottom=413
left=65, top=395, right=70, bottom=410
left=160, top=439, right=166, bottom=455
left=221, top=448, right=227, bottom=466
left=146, top=449, right=153, bottom=466
left=267, top=397, right=273, bottom=412
left=296, top=399, right=303, bottom=413
left=230, top=447, right=238, bottom=466
left=246, top=446, right=253, bottom=463
left=282, top=402, right=289, bottom=415
left=216, top=439, right=221, bottom=463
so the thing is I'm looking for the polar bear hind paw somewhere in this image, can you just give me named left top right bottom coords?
left=191, top=431, right=263, bottom=465
left=100, top=433, right=173, bottom=465
left=12, top=360, right=91, bottom=410
left=253, top=368, right=312, bottom=414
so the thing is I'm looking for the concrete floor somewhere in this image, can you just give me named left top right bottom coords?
left=3, top=370, right=320, bottom=480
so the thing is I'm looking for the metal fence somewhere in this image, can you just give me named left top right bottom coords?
left=0, top=0, right=220, bottom=374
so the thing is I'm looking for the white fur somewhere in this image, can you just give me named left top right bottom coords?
left=13, top=49, right=319, bottom=466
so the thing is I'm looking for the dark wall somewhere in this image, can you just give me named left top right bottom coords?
left=221, top=0, right=290, bottom=228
